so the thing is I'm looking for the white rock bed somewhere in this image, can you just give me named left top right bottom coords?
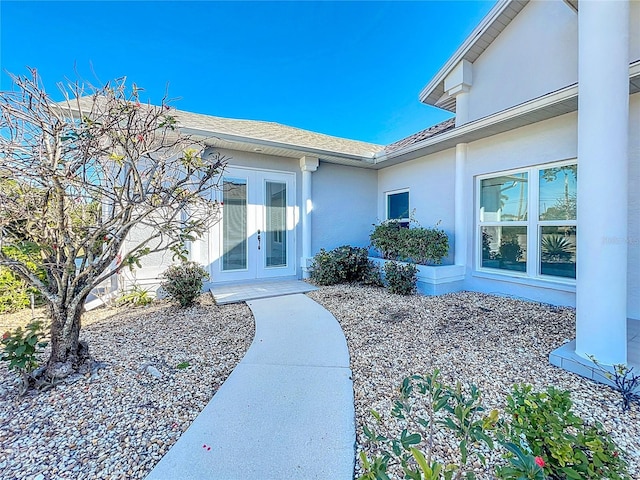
left=0, top=296, right=254, bottom=480
left=308, top=285, right=640, bottom=480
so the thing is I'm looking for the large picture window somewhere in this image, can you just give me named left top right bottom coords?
left=477, top=162, right=577, bottom=280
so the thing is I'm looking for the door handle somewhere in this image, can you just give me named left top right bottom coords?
left=257, top=229, right=261, bottom=250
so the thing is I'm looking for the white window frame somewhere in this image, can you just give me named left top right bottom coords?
left=475, top=159, right=577, bottom=284
left=385, top=188, right=410, bottom=223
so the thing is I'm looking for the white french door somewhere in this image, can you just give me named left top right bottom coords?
left=210, top=167, right=296, bottom=282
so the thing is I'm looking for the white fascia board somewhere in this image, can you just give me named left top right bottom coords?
left=180, top=126, right=377, bottom=165
left=418, top=0, right=517, bottom=104
left=378, top=83, right=579, bottom=164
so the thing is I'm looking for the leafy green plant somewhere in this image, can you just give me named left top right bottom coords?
left=117, top=284, right=154, bottom=307
left=384, top=261, right=417, bottom=295
left=370, top=219, right=449, bottom=265
left=359, top=370, right=499, bottom=480
left=502, top=384, right=630, bottom=480
left=496, top=443, right=546, bottom=480
left=588, top=355, right=640, bottom=412
left=1, top=320, right=49, bottom=395
left=310, top=246, right=382, bottom=286
left=176, top=361, right=191, bottom=370
left=161, top=261, right=210, bottom=307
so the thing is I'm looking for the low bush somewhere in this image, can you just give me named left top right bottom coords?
left=370, top=219, right=449, bottom=265
left=501, top=385, right=630, bottom=480
left=310, top=246, right=381, bottom=286
left=359, top=372, right=631, bottom=480
left=161, top=261, right=209, bottom=307
left=384, top=261, right=417, bottom=295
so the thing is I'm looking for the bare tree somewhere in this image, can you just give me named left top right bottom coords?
left=0, top=69, right=226, bottom=380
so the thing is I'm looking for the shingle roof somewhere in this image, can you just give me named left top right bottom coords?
left=173, top=109, right=385, bottom=158
left=66, top=96, right=460, bottom=163
left=383, top=118, right=456, bottom=154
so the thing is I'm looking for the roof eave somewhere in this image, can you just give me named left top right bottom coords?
left=180, top=126, right=378, bottom=166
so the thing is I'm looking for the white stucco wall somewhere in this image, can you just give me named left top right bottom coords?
left=376, top=149, right=456, bottom=263
left=467, top=0, right=578, bottom=123
left=311, top=162, right=378, bottom=253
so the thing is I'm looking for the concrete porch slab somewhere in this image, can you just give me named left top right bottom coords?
left=210, top=280, right=318, bottom=305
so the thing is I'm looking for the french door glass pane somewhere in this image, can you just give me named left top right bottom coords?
left=539, top=165, right=577, bottom=220
left=540, top=226, right=576, bottom=278
left=480, top=173, right=528, bottom=221
left=222, top=178, right=247, bottom=271
left=265, top=181, right=287, bottom=267
left=481, top=226, right=527, bottom=272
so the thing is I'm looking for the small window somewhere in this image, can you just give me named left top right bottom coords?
left=386, top=190, right=409, bottom=222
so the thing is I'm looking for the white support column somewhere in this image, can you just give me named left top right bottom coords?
left=300, top=156, right=319, bottom=279
left=576, top=0, right=629, bottom=365
left=454, top=143, right=468, bottom=266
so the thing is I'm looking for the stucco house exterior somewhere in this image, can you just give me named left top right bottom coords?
left=121, top=0, right=639, bottom=372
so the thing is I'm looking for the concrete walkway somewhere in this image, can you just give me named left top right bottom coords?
left=146, top=294, right=355, bottom=480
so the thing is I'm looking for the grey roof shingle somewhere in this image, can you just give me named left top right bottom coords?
left=173, top=109, right=385, bottom=158
left=383, top=118, right=456, bottom=154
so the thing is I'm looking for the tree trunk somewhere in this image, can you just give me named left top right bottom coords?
left=45, top=299, right=91, bottom=379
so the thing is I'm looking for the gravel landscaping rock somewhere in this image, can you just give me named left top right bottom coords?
left=308, top=285, right=640, bottom=480
left=0, top=295, right=254, bottom=480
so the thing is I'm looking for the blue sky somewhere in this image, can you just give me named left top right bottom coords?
left=1, top=1, right=495, bottom=145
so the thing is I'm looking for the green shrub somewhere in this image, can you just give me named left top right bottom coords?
left=1, top=320, right=48, bottom=395
left=370, top=219, right=449, bottom=265
left=161, top=261, right=210, bottom=307
left=500, top=384, right=630, bottom=480
left=0, top=242, right=46, bottom=313
left=359, top=374, right=631, bottom=480
left=0, top=267, right=30, bottom=313
left=310, top=246, right=381, bottom=286
left=383, top=261, right=417, bottom=295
